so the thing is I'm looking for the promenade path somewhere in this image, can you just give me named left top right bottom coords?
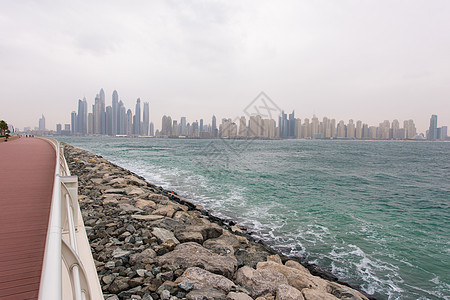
left=0, top=138, right=56, bottom=299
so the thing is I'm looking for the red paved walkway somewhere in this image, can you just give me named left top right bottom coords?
left=0, top=138, right=56, bottom=299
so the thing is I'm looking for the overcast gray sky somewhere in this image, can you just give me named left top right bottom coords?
left=1, top=0, right=449, bottom=133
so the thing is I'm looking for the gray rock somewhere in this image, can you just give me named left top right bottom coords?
left=178, top=281, right=194, bottom=292
left=129, top=248, right=157, bottom=265
left=175, top=267, right=236, bottom=293
left=186, top=287, right=227, bottom=300
left=152, top=227, right=180, bottom=244
left=102, top=274, right=115, bottom=285
left=112, top=248, right=131, bottom=259
left=119, top=203, right=143, bottom=212
left=161, top=290, right=171, bottom=300
left=156, top=243, right=237, bottom=279
left=132, top=214, right=164, bottom=221
left=109, top=276, right=130, bottom=294
left=105, top=261, right=116, bottom=269
left=226, top=292, right=253, bottom=300
left=176, top=231, right=204, bottom=244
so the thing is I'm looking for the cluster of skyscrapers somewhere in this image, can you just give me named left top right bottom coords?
left=60, top=90, right=447, bottom=141
left=427, top=115, right=447, bottom=141
left=64, top=89, right=151, bottom=137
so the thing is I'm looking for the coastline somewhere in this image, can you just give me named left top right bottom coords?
left=63, top=142, right=374, bottom=300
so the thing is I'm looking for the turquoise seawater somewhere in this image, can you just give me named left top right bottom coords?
left=58, top=137, right=450, bottom=300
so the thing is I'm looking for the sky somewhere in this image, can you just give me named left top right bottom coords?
left=0, top=0, right=449, bottom=133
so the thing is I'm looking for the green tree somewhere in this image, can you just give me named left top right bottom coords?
left=0, top=120, right=10, bottom=140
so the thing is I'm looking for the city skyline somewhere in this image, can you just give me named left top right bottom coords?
left=1, top=1, right=449, bottom=133
left=29, top=88, right=448, bottom=141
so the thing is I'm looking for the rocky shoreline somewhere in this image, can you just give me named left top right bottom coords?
left=63, top=143, right=373, bottom=300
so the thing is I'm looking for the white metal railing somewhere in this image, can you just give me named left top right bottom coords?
left=38, top=138, right=102, bottom=300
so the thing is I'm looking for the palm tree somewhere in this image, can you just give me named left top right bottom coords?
left=0, top=120, right=7, bottom=137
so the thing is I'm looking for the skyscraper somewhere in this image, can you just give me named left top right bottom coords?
left=126, top=109, right=133, bottom=136
left=212, top=115, right=217, bottom=137
left=143, top=102, right=149, bottom=136
left=106, top=106, right=113, bottom=136
left=428, top=115, right=438, bottom=140
left=134, top=98, right=141, bottom=135
left=118, top=101, right=126, bottom=135
left=99, top=88, right=106, bottom=135
left=94, top=94, right=101, bottom=134
left=71, top=111, right=77, bottom=134
left=39, top=114, right=46, bottom=131
left=112, top=90, right=118, bottom=136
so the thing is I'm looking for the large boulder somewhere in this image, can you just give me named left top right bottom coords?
left=276, top=284, right=304, bottom=300
left=256, top=261, right=324, bottom=291
left=186, top=287, right=227, bottom=300
left=156, top=242, right=237, bottom=279
left=302, top=288, right=338, bottom=300
left=234, top=266, right=288, bottom=298
left=175, top=267, right=236, bottom=293
left=152, top=227, right=180, bottom=244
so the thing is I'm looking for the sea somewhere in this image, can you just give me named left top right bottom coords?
left=58, top=136, right=450, bottom=300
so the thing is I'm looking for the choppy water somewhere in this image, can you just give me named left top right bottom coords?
left=58, top=137, right=450, bottom=300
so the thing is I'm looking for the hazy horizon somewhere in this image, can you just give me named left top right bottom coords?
left=1, top=0, right=449, bottom=133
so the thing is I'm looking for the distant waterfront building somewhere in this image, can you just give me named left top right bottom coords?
left=143, top=102, right=149, bottom=136
left=199, top=119, right=204, bottom=132
left=106, top=106, right=113, bottom=135
left=238, top=116, right=246, bottom=137
left=149, top=122, right=154, bottom=136
left=118, top=101, right=126, bottom=135
left=180, top=117, right=187, bottom=136
left=56, top=124, right=62, bottom=135
left=99, top=88, right=106, bottom=134
left=112, top=90, right=119, bottom=136
left=71, top=111, right=77, bottom=134
left=391, top=119, right=399, bottom=139
left=440, top=126, right=448, bottom=140
left=161, top=115, right=172, bottom=136
left=337, top=120, right=345, bottom=138
left=212, top=115, right=217, bottom=137
left=39, top=114, right=46, bottom=131
left=428, top=115, right=438, bottom=140
left=134, top=98, right=141, bottom=135
left=355, top=120, right=362, bottom=139
left=126, top=109, right=133, bottom=136
left=347, top=120, right=355, bottom=139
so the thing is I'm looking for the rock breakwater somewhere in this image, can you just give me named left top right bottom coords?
left=63, top=143, right=371, bottom=300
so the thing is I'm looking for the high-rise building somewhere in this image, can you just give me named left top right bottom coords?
left=118, top=101, right=126, bottom=135
left=199, top=119, right=204, bottom=132
left=391, top=119, right=399, bottom=139
left=143, top=102, right=150, bottom=136
left=337, top=120, right=345, bottom=138
left=161, top=115, right=172, bottom=136
left=106, top=106, right=113, bottom=135
left=56, top=124, right=62, bottom=134
left=440, top=126, right=448, bottom=140
left=112, top=90, right=119, bottom=136
left=238, top=116, right=246, bottom=137
left=212, top=115, right=217, bottom=137
left=71, top=111, right=77, bottom=134
left=94, top=94, right=101, bottom=134
left=428, top=115, right=438, bottom=140
left=126, top=109, right=133, bottom=136
left=180, top=117, right=187, bottom=136
left=347, top=120, right=355, bottom=139
left=355, top=120, right=362, bottom=139
left=295, top=119, right=302, bottom=139
left=134, top=98, right=141, bottom=135
left=77, top=98, right=88, bottom=135
left=39, top=114, right=46, bottom=131
left=149, top=122, right=154, bottom=136
left=311, top=115, right=319, bottom=138
left=404, top=120, right=417, bottom=139
left=288, top=111, right=295, bottom=138
left=99, top=88, right=106, bottom=135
